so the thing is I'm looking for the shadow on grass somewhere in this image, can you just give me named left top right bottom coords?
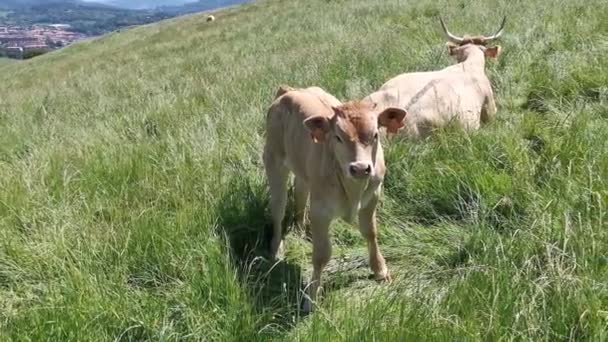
left=215, top=176, right=306, bottom=335
left=215, top=176, right=389, bottom=334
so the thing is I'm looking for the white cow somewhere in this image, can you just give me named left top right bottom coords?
left=366, top=17, right=506, bottom=139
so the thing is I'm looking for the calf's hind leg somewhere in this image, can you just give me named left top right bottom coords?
left=294, top=177, right=309, bottom=229
left=263, top=152, right=289, bottom=260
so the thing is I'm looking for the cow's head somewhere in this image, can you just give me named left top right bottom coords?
left=440, top=16, right=506, bottom=63
left=304, top=101, right=406, bottom=180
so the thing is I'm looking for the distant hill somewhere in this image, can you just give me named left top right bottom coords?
left=96, top=0, right=195, bottom=10
left=0, top=2, right=171, bottom=35
left=160, top=0, right=251, bottom=14
left=0, top=0, right=84, bottom=9
left=88, top=0, right=251, bottom=12
left=0, top=0, right=250, bottom=35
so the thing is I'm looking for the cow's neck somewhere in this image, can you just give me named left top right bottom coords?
left=457, top=47, right=486, bottom=74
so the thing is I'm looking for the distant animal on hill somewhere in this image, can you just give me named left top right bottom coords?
left=264, top=85, right=406, bottom=312
left=206, top=15, right=216, bottom=22
left=365, top=16, right=507, bottom=139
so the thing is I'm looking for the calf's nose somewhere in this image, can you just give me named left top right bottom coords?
left=349, top=162, right=372, bottom=179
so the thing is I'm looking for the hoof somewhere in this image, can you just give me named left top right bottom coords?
left=301, top=296, right=314, bottom=315
left=303, top=227, right=312, bottom=242
left=269, top=238, right=285, bottom=261
left=372, top=269, right=392, bottom=283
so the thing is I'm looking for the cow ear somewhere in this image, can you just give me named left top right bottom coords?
left=485, top=46, right=502, bottom=59
left=331, top=105, right=347, bottom=118
left=303, top=116, right=331, bottom=143
left=446, top=42, right=458, bottom=56
left=378, top=108, right=407, bottom=134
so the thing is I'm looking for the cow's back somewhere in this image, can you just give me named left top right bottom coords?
left=367, top=70, right=490, bottom=139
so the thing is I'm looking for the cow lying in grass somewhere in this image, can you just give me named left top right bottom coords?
left=366, top=17, right=506, bottom=139
left=263, top=86, right=406, bottom=312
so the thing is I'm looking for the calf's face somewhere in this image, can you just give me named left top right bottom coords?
left=304, top=101, right=406, bottom=180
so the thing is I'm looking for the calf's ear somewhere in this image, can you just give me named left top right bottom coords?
left=275, top=85, right=294, bottom=99
left=378, top=107, right=407, bottom=134
left=484, top=46, right=502, bottom=59
left=303, top=116, right=331, bottom=143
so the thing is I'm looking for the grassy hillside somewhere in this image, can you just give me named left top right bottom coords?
left=0, top=0, right=607, bottom=340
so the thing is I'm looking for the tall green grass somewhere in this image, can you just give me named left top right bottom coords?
left=1, top=0, right=607, bottom=340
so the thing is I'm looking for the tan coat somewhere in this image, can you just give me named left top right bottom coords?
left=263, top=86, right=406, bottom=312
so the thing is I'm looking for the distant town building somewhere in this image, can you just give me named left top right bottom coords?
left=0, top=24, right=86, bottom=59
left=47, top=24, right=71, bottom=30
left=4, top=46, right=24, bottom=59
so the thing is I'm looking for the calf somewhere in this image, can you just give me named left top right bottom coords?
left=263, top=86, right=406, bottom=312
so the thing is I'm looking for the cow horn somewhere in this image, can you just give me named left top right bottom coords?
left=484, top=16, right=507, bottom=41
left=439, top=17, right=464, bottom=44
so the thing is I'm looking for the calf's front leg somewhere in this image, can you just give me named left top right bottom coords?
left=358, top=194, right=391, bottom=282
left=302, top=201, right=332, bottom=313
